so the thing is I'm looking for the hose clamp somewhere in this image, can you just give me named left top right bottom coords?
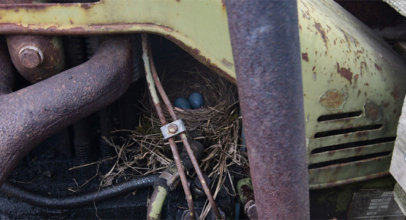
left=160, top=119, right=186, bottom=139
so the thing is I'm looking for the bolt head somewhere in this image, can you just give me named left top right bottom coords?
left=19, top=47, right=43, bottom=69
left=168, top=124, right=178, bottom=134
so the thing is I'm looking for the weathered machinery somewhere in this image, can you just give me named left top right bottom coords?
left=0, top=0, right=405, bottom=219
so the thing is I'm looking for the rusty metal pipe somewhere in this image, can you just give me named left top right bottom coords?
left=226, top=0, right=310, bottom=219
left=0, top=35, right=132, bottom=186
left=7, top=34, right=72, bottom=160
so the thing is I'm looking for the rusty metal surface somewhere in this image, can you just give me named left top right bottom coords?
left=0, top=0, right=235, bottom=83
left=6, top=35, right=65, bottom=83
left=308, top=155, right=391, bottom=188
left=0, top=36, right=132, bottom=186
left=0, top=0, right=403, bottom=192
left=299, top=0, right=406, bottom=189
left=226, top=0, right=309, bottom=219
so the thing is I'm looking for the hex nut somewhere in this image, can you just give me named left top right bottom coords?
left=168, top=124, right=178, bottom=134
left=19, top=46, right=44, bottom=69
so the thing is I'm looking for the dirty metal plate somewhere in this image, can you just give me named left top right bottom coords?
left=299, top=0, right=406, bottom=189
left=348, top=190, right=404, bottom=219
left=308, top=156, right=391, bottom=188
left=0, top=0, right=235, bottom=82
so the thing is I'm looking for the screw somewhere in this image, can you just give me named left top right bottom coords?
left=168, top=124, right=178, bottom=134
left=19, top=46, right=44, bottom=68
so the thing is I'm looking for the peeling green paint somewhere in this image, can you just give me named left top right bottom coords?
left=148, top=186, right=168, bottom=220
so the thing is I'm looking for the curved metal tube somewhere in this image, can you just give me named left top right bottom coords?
left=0, top=35, right=132, bottom=186
left=0, top=174, right=158, bottom=209
left=226, top=0, right=310, bottom=219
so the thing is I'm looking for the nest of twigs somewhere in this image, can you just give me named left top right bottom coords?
left=98, top=55, right=248, bottom=218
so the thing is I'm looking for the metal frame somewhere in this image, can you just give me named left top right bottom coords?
left=0, top=0, right=236, bottom=83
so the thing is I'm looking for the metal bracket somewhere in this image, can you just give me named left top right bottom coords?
left=160, top=119, right=186, bottom=139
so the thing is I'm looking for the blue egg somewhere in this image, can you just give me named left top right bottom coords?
left=188, top=92, right=204, bottom=109
left=174, top=97, right=192, bottom=109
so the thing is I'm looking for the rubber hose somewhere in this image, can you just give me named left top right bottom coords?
left=0, top=174, right=159, bottom=209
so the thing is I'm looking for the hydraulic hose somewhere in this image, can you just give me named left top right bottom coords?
left=147, top=186, right=168, bottom=220
left=147, top=138, right=205, bottom=220
left=0, top=174, right=159, bottom=209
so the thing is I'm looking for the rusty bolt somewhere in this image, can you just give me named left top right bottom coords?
left=168, top=124, right=178, bottom=134
left=19, top=46, right=44, bottom=69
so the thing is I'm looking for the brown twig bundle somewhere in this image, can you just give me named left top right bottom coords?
left=96, top=56, right=249, bottom=216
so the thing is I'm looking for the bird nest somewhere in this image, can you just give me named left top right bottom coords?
left=96, top=56, right=249, bottom=217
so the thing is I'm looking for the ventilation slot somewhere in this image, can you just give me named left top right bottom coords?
left=311, top=137, right=396, bottom=154
left=314, top=124, right=382, bottom=138
left=317, top=111, right=363, bottom=122
left=308, top=151, right=392, bottom=169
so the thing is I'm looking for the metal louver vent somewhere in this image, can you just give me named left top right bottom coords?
left=307, top=110, right=396, bottom=189
left=298, top=0, right=406, bottom=189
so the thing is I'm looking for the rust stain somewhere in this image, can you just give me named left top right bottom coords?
left=354, top=74, right=359, bottom=81
left=339, top=28, right=359, bottom=49
left=374, top=63, right=382, bottom=72
left=177, top=0, right=181, bottom=2
left=314, top=21, right=328, bottom=50
left=391, top=86, right=401, bottom=100
left=312, top=66, right=316, bottom=71
left=319, top=90, right=348, bottom=110
left=383, top=102, right=389, bottom=108
left=358, top=90, right=361, bottom=96
left=69, top=19, right=73, bottom=25
left=302, top=52, right=309, bottom=62
left=360, top=61, right=367, bottom=76
left=364, top=83, right=369, bottom=86
left=364, top=101, right=382, bottom=121
left=80, top=4, right=92, bottom=10
left=336, top=62, right=353, bottom=84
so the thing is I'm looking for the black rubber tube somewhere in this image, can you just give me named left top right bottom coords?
left=0, top=174, right=159, bottom=209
